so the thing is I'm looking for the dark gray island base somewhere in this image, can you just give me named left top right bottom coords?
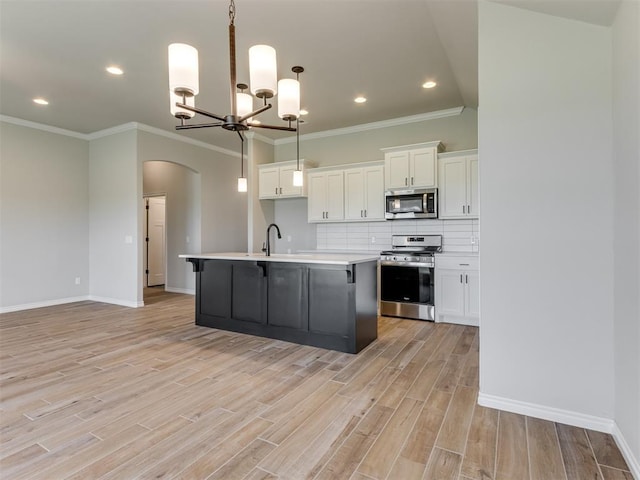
left=183, top=255, right=379, bottom=354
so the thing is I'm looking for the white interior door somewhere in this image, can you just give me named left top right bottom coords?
left=146, top=196, right=166, bottom=287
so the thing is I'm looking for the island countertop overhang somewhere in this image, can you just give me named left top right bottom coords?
left=179, top=252, right=379, bottom=265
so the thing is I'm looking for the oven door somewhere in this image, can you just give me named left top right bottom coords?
left=379, top=262, right=435, bottom=321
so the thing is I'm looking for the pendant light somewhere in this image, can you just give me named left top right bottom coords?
left=167, top=0, right=305, bottom=193
left=292, top=67, right=304, bottom=187
left=238, top=134, right=247, bottom=192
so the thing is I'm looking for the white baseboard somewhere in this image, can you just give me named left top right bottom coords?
left=0, top=296, right=91, bottom=314
left=612, top=422, right=640, bottom=480
left=479, top=392, right=639, bottom=478
left=164, top=287, right=195, bottom=295
left=477, top=392, right=614, bottom=433
left=88, top=296, right=143, bottom=308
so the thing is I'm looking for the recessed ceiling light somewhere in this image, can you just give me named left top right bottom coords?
left=354, top=96, right=367, bottom=104
left=422, top=81, right=437, bottom=89
left=33, top=98, right=49, bottom=105
left=299, top=109, right=309, bottom=116
left=106, top=66, right=124, bottom=75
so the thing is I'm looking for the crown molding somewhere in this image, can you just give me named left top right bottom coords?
left=2, top=107, right=465, bottom=153
left=0, top=115, right=90, bottom=139
left=274, top=106, right=465, bottom=145
left=133, top=123, right=240, bottom=158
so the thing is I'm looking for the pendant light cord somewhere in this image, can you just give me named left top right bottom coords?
left=229, top=0, right=236, bottom=25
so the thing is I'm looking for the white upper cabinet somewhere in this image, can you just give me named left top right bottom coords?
left=308, top=169, right=344, bottom=222
left=381, top=141, right=444, bottom=189
left=344, top=165, right=385, bottom=221
left=438, top=150, right=478, bottom=219
left=258, top=160, right=313, bottom=199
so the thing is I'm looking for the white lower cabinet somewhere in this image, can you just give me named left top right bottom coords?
left=435, top=255, right=479, bottom=326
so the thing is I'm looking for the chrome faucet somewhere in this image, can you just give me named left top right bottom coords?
left=264, top=223, right=282, bottom=256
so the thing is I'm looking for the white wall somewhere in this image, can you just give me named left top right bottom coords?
left=89, top=129, right=141, bottom=307
left=275, top=107, right=477, bottom=167
left=248, top=134, right=275, bottom=252
left=0, top=121, right=89, bottom=310
left=143, top=161, right=201, bottom=294
left=478, top=0, right=615, bottom=426
left=137, top=129, right=248, bottom=254
left=612, top=0, right=640, bottom=467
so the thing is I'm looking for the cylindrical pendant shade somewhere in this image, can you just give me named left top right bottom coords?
left=249, top=45, right=277, bottom=98
left=168, top=43, right=199, bottom=96
left=293, top=169, right=304, bottom=187
left=236, top=92, right=253, bottom=118
left=237, top=177, right=248, bottom=193
left=277, top=78, right=300, bottom=120
left=170, top=90, right=195, bottom=118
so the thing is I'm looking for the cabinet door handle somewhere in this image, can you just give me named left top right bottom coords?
left=460, top=263, right=470, bottom=266
left=405, top=177, right=408, bottom=186
left=468, top=204, right=471, bottom=214
left=462, top=205, right=466, bottom=214
left=364, top=209, right=367, bottom=217
left=460, top=274, right=463, bottom=283
left=465, top=274, right=468, bottom=284
left=360, top=210, right=363, bottom=218
left=411, top=177, right=414, bottom=185
left=280, top=187, right=283, bottom=194
left=275, top=187, right=278, bottom=195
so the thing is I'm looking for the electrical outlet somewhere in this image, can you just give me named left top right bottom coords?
left=125, top=235, right=133, bottom=244
left=75, top=277, right=81, bottom=285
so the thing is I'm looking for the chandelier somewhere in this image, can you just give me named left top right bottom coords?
left=168, top=0, right=304, bottom=192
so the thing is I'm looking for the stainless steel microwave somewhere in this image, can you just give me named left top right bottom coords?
left=385, top=188, right=438, bottom=219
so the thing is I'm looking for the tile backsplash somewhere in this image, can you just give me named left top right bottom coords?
left=316, top=219, right=479, bottom=253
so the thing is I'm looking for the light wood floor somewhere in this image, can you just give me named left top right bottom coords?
left=0, top=288, right=632, bottom=480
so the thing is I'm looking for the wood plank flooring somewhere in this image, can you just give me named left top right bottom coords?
left=0, top=288, right=632, bottom=479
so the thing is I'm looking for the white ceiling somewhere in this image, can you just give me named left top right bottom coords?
left=0, top=0, right=621, bottom=152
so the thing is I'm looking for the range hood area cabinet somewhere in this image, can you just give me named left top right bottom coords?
left=438, top=149, right=479, bottom=219
left=381, top=141, right=445, bottom=189
left=258, top=160, right=315, bottom=199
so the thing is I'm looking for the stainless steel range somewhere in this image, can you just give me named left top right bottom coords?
left=379, top=234, right=442, bottom=321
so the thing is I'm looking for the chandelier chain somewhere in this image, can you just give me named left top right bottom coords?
left=229, top=0, right=236, bottom=25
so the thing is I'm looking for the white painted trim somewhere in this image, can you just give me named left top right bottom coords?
left=134, top=123, right=240, bottom=158
left=251, top=132, right=275, bottom=145
left=612, top=422, right=640, bottom=480
left=477, top=392, right=615, bottom=433
left=88, top=296, right=143, bottom=308
left=165, top=287, right=195, bottom=295
left=85, top=122, right=138, bottom=139
left=274, top=107, right=465, bottom=145
left=0, top=296, right=91, bottom=314
left=0, top=115, right=90, bottom=139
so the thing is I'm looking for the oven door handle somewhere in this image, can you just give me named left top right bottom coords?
left=380, top=260, right=434, bottom=268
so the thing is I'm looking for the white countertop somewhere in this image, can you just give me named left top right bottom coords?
left=179, top=252, right=379, bottom=265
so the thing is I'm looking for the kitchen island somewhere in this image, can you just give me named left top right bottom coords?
left=180, top=253, right=379, bottom=353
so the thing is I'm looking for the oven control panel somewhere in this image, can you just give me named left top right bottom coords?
left=379, top=254, right=435, bottom=267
